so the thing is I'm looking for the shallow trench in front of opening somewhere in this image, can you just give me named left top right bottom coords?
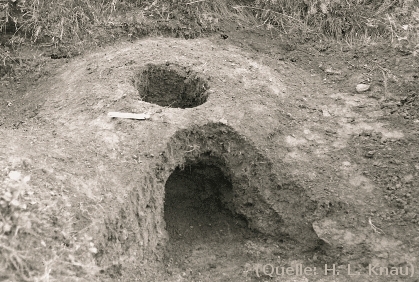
left=162, top=161, right=299, bottom=278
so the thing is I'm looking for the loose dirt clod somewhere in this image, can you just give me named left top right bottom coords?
left=134, top=63, right=210, bottom=108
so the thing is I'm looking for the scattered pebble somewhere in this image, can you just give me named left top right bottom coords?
left=365, top=151, right=375, bottom=158
left=324, top=68, right=342, bottom=75
left=356, top=84, right=370, bottom=93
left=8, top=171, right=21, bottom=181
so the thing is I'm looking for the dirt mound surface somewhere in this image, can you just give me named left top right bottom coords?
left=1, top=33, right=418, bottom=281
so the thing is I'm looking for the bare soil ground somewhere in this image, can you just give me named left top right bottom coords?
left=1, top=21, right=418, bottom=282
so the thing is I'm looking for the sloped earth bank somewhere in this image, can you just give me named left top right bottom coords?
left=1, top=32, right=418, bottom=281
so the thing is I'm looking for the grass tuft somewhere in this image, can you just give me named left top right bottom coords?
left=1, top=0, right=418, bottom=57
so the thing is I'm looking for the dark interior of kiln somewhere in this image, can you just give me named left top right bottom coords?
left=164, top=159, right=256, bottom=257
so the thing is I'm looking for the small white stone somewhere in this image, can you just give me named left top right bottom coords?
left=356, top=84, right=370, bottom=93
left=23, top=175, right=31, bottom=183
left=8, top=171, right=21, bottom=181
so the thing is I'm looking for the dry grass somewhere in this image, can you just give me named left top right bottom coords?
left=0, top=0, right=243, bottom=77
left=0, top=0, right=236, bottom=46
left=245, top=0, right=418, bottom=45
left=1, top=0, right=418, bottom=53
left=0, top=168, right=101, bottom=281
